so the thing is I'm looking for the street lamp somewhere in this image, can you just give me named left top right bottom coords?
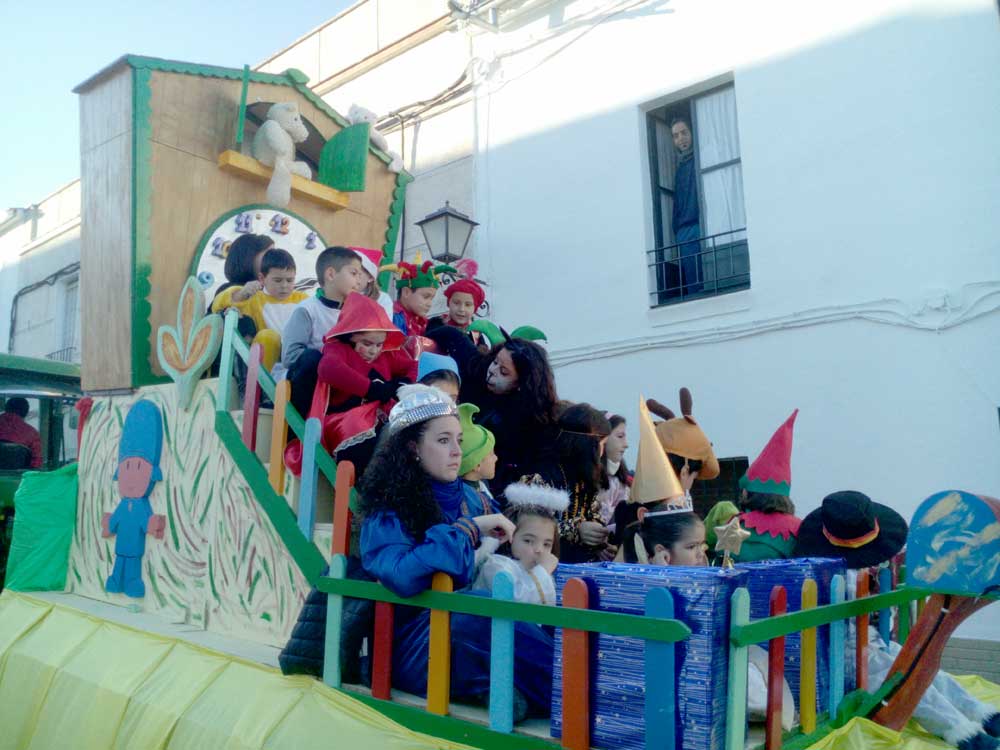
left=415, top=201, right=479, bottom=264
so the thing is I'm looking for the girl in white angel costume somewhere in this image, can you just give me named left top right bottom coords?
left=473, top=475, right=568, bottom=605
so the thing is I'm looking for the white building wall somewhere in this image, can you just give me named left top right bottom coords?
left=463, top=0, right=1000, bottom=638
left=0, top=180, right=82, bottom=361
left=275, top=1, right=1000, bottom=544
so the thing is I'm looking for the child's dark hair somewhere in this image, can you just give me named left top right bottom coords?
left=316, top=246, right=361, bottom=283
left=607, top=414, right=630, bottom=483
left=419, top=369, right=460, bottom=390
left=260, top=248, right=296, bottom=276
left=556, top=403, right=612, bottom=495
left=224, top=233, right=273, bottom=284
left=3, top=396, right=29, bottom=418
left=668, top=452, right=702, bottom=476
left=357, top=421, right=442, bottom=542
left=500, top=504, right=560, bottom=558
left=623, top=511, right=701, bottom=564
left=740, top=490, right=796, bottom=515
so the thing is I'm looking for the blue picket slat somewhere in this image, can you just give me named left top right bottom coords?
left=829, top=574, right=846, bottom=713
left=298, top=416, right=322, bottom=540
left=489, top=571, right=516, bottom=733
left=645, top=587, right=676, bottom=750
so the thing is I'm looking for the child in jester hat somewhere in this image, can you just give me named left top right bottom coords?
left=733, top=409, right=803, bottom=562
left=102, top=399, right=167, bottom=599
left=382, top=259, right=454, bottom=337
left=458, top=403, right=499, bottom=515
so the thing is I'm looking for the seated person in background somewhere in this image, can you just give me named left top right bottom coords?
left=597, top=414, right=630, bottom=526
left=473, top=475, right=566, bottom=605
left=314, top=292, right=417, bottom=476
left=279, top=246, right=365, bottom=418
left=348, top=246, right=394, bottom=319
left=458, top=403, right=499, bottom=514
left=0, top=397, right=41, bottom=469
left=417, top=352, right=461, bottom=402
left=212, top=248, right=308, bottom=371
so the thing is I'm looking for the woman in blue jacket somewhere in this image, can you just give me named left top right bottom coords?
left=358, top=384, right=555, bottom=719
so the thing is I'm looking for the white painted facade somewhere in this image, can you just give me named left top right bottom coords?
left=264, top=0, right=1000, bottom=637
left=0, top=180, right=82, bottom=362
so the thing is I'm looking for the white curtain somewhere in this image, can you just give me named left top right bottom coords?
left=695, top=87, right=747, bottom=241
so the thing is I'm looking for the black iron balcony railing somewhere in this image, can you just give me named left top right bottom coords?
left=647, top=228, right=750, bottom=306
left=45, top=347, right=79, bottom=363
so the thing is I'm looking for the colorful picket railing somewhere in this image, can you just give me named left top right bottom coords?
left=726, top=570, right=929, bottom=750
left=215, top=310, right=345, bottom=569
left=214, top=309, right=948, bottom=750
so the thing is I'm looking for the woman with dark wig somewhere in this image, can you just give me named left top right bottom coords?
left=425, top=327, right=559, bottom=493
left=358, top=384, right=555, bottom=720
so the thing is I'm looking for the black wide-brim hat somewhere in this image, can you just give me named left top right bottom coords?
left=794, top=490, right=908, bottom=569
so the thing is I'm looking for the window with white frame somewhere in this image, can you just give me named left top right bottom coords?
left=646, top=83, right=750, bottom=306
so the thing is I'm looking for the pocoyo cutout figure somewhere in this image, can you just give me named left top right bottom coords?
left=102, top=399, right=166, bottom=598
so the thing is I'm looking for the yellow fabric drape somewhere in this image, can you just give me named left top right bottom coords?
left=0, top=591, right=469, bottom=750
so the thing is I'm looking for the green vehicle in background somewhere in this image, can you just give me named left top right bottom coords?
left=0, top=353, right=81, bottom=589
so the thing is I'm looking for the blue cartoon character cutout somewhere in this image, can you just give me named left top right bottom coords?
left=101, top=399, right=167, bottom=598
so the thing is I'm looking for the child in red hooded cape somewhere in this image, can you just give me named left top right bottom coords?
left=285, top=292, right=416, bottom=478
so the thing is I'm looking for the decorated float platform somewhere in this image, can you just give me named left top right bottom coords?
left=1, top=52, right=998, bottom=750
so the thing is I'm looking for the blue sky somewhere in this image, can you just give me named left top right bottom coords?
left=0, top=0, right=355, bottom=210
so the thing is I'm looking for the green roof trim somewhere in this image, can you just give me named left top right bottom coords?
left=130, top=66, right=167, bottom=389
left=379, top=170, right=415, bottom=291
left=0, top=354, right=80, bottom=382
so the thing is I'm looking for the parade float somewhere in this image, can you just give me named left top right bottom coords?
left=0, top=54, right=997, bottom=750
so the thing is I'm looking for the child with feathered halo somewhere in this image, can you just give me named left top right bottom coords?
left=473, top=475, right=568, bottom=605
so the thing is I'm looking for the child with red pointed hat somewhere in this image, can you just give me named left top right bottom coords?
left=732, top=409, right=803, bottom=562
left=382, top=259, right=454, bottom=337
left=311, top=292, right=417, bottom=475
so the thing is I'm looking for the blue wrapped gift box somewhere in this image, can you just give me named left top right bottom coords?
left=736, top=557, right=846, bottom=713
left=551, top=563, right=747, bottom=750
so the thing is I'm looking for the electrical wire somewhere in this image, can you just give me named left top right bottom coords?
left=7, top=262, right=81, bottom=354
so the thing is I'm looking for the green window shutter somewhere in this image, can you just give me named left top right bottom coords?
left=318, top=122, right=370, bottom=192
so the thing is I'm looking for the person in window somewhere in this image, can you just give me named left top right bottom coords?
left=0, top=397, right=42, bottom=469
left=671, top=117, right=702, bottom=295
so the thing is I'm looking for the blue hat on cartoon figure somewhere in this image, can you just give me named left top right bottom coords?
left=113, top=399, right=164, bottom=482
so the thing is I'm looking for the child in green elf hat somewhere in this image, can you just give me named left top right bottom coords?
left=458, top=403, right=500, bottom=516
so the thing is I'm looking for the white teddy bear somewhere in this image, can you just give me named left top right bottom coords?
left=348, top=104, right=403, bottom=173
left=252, top=102, right=311, bottom=207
